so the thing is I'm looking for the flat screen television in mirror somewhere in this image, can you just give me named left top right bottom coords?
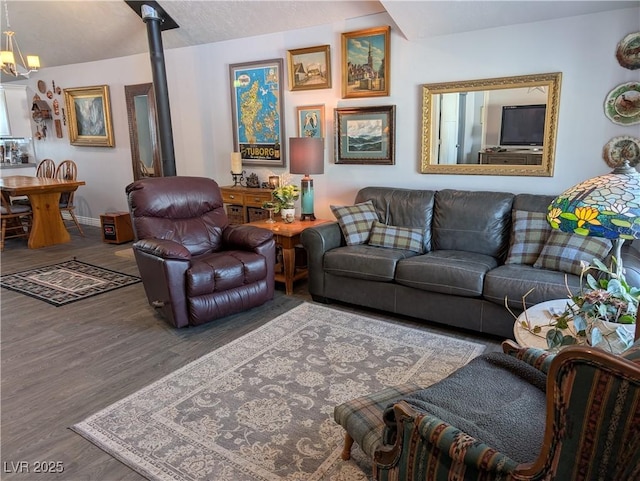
left=499, top=104, right=546, bottom=148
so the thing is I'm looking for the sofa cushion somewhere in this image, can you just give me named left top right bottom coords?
left=324, top=245, right=417, bottom=282
left=432, top=189, right=514, bottom=259
left=368, top=221, right=424, bottom=253
left=395, top=250, right=499, bottom=297
left=355, top=187, right=435, bottom=252
left=331, top=201, right=379, bottom=245
left=533, top=231, right=612, bottom=276
left=484, top=264, right=581, bottom=310
left=505, top=210, right=552, bottom=265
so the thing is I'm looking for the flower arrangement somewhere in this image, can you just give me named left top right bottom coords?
left=263, top=184, right=300, bottom=213
left=512, top=257, right=638, bottom=352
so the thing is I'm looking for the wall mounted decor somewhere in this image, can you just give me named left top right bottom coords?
left=604, top=81, right=640, bottom=125
left=602, top=135, right=640, bottom=168
left=63, top=85, right=114, bottom=147
left=287, top=45, right=331, bottom=91
left=296, top=104, right=325, bottom=138
left=420, top=72, right=562, bottom=177
left=334, top=105, right=395, bottom=164
left=229, top=58, right=286, bottom=168
left=341, top=26, right=390, bottom=99
left=616, top=31, right=640, bottom=70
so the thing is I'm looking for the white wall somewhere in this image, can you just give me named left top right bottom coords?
left=19, top=7, right=640, bottom=223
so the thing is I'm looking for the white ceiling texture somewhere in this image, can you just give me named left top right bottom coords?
left=0, top=0, right=637, bottom=82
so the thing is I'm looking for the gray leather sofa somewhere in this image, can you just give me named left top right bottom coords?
left=301, top=187, right=640, bottom=339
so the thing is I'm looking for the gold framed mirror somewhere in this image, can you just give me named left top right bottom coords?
left=421, top=72, right=561, bottom=176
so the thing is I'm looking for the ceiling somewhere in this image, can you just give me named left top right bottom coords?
left=1, top=0, right=637, bottom=82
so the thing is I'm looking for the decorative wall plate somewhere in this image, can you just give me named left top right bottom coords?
left=604, top=82, right=640, bottom=125
left=602, top=135, right=640, bottom=168
left=37, top=80, right=46, bottom=94
left=616, top=32, right=640, bottom=70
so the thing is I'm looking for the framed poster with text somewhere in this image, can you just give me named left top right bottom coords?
left=229, top=58, right=286, bottom=167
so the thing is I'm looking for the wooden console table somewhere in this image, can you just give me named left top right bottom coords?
left=220, top=185, right=273, bottom=224
left=478, top=150, right=542, bottom=165
left=249, top=218, right=331, bottom=295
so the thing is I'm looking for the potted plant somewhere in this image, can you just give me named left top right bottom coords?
left=263, top=184, right=300, bottom=223
left=515, top=257, right=638, bottom=353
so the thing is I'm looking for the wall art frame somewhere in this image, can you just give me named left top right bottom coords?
left=296, top=104, right=325, bottom=138
left=341, top=25, right=390, bottom=99
left=334, top=105, right=395, bottom=164
left=63, top=85, right=114, bottom=147
left=229, top=58, right=286, bottom=167
left=287, top=45, right=331, bottom=91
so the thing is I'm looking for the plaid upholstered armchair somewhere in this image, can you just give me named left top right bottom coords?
left=335, top=338, right=640, bottom=481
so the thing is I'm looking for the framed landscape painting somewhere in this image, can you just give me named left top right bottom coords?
left=296, top=105, right=325, bottom=138
left=63, top=85, right=114, bottom=147
left=341, top=26, right=390, bottom=99
left=229, top=58, right=286, bottom=167
left=334, top=105, right=395, bottom=164
left=287, top=45, right=331, bottom=91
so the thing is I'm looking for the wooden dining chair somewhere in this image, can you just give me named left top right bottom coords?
left=55, top=159, right=84, bottom=236
left=1, top=192, right=32, bottom=251
left=36, top=158, right=56, bottom=178
left=12, top=158, right=58, bottom=206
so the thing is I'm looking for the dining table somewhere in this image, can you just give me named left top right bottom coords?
left=0, top=175, right=86, bottom=249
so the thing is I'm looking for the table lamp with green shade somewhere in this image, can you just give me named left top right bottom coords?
left=547, top=160, right=640, bottom=339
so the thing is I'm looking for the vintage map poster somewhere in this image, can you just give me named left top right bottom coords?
left=230, top=59, right=285, bottom=167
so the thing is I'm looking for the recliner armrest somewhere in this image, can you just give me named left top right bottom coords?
left=133, top=238, right=191, bottom=260
left=222, top=224, right=274, bottom=250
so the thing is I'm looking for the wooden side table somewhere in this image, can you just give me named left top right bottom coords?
left=249, top=218, right=331, bottom=295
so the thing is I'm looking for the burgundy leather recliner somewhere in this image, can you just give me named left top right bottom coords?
left=126, top=176, right=276, bottom=327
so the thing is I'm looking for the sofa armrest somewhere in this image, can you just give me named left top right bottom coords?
left=374, top=401, right=519, bottom=476
left=222, top=224, right=274, bottom=250
left=300, top=221, right=343, bottom=300
left=133, top=238, right=191, bottom=260
left=502, top=340, right=555, bottom=374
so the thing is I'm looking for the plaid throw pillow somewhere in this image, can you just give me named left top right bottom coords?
left=533, top=230, right=612, bottom=276
left=505, top=210, right=552, bottom=265
left=368, top=221, right=424, bottom=253
left=331, top=201, right=380, bottom=245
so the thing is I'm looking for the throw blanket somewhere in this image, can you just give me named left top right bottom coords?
left=382, top=352, right=546, bottom=463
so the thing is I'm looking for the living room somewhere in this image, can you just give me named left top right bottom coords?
left=1, top=2, right=639, bottom=480
left=1, top=3, right=638, bottom=221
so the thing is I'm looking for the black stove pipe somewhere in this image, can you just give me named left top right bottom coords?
left=142, top=4, right=176, bottom=176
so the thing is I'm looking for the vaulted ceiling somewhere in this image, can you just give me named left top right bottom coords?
left=1, top=0, right=637, bottom=82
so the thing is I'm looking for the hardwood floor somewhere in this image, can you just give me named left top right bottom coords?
left=0, top=227, right=502, bottom=480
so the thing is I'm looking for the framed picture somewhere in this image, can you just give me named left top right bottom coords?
left=286, top=45, right=331, bottom=91
left=229, top=58, right=286, bottom=167
left=296, top=105, right=325, bottom=138
left=341, top=26, right=390, bottom=99
left=334, top=105, right=395, bottom=164
left=63, top=85, right=114, bottom=147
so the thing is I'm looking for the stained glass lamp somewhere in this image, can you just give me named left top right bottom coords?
left=547, top=160, right=640, bottom=280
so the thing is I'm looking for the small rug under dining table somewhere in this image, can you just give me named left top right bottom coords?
left=72, top=302, right=485, bottom=480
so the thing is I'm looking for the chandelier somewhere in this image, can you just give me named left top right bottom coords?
left=0, top=3, right=39, bottom=77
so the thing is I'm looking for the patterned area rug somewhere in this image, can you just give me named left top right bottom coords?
left=72, top=303, right=485, bottom=481
left=0, top=259, right=141, bottom=306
